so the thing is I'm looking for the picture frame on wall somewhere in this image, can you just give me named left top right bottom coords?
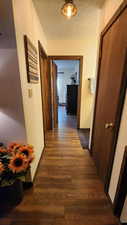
left=24, top=35, right=39, bottom=83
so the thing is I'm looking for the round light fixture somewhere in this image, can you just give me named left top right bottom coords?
left=61, top=0, right=77, bottom=19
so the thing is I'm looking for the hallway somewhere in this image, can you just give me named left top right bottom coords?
left=1, top=125, right=119, bottom=225
left=0, top=0, right=127, bottom=224
left=58, top=106, right=77, bottom=129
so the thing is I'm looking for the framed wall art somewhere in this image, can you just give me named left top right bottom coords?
left=24, top=35, right=39, bottom=83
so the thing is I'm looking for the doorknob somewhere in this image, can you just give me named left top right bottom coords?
left=105, top=123, right=114, bottom=129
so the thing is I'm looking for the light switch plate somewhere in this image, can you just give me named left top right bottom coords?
left=28, top=89, right=33, bottom=98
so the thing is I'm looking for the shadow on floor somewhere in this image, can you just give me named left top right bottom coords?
left=78, top=129, right=90, bottom=150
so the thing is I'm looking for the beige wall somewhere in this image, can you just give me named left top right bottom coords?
left=12, top=0, right=47, bottom=179
left=48, top=9, right=100, bottom=128
left=57, top=67, right=79, bottom=104
left=0, top=49, right=26, bottom=145
left=12, top=1, right=101, bottom=133
left=100, top=0, right=123, bottom=30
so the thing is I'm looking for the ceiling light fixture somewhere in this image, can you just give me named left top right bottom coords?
left=61, top=0, right=78, bottom=19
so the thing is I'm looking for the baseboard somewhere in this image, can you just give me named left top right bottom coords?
left=107, top=193, right=123, bottom=225
left=78, top=128, right=90, bottom=150
left=79, top=128, right=90, bottom=132
left=107, top=193, right=114, bottom=209
left=23, top=146, right=45, bottom=187
left=32, top=146, right=45, bottom=183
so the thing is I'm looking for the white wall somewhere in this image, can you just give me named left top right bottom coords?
left=121, top=197, right=127, bottom=223
left=0, top=49, right=26, bottom=145
left=57, top=68, right=75, bottom=104
left=12, top=0, right=47, bottom=179
left=100, top=0, right=123, bottom=30
left=56, top=61, right=79, bottom=104
left=48, top=14, right=100, bottom=128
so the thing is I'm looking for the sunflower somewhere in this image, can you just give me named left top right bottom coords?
left=8, top=154, right=28, bottom=173
left=0, top=147, right=7, bottom=153
left=14, top=144, right=21, bottom=151
left=8, top=142, right=18, bottom=150
left=19, top=145, right=34, bottom=159
left=0, top=162, right=4, bottom=173
left=8, top=142, right=22, bottom=152
left=28, top=155, right=35, bottom=163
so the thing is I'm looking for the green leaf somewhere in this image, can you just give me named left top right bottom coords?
left=0, top=179, right=14, bottom=187
left=19, top=176, right=25, bottom=182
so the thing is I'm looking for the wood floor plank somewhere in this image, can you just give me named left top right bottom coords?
left=0, top=109, right=120, bottom=225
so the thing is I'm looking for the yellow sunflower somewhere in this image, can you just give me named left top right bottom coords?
left=8, top=154, right=28, bottom=173
left=19, top=145, right=34, bottom=159
left=0, top=147, right=7, bottom=153
left=8, top=142, right=18, bottom=150
left=0, top=162, right=4, bottom=173
left=28, top=155, right=35, bottom=163
left=13, top=144, right=22, bottom=151
left=8, top=142, right=21, bottom=153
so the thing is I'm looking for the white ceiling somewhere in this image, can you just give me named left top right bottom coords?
left=33, top=0, right=105, bottom=40
left=0, top=0, right=16, bottom=48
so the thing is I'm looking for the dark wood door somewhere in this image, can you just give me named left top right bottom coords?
left=92, top=8, right=127, bottom=185
left=51, top=61, right=58, bottom=128
left=39, top=48, right=52, bottom=133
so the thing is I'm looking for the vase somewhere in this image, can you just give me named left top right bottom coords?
left=23, top=167, right=33, bottom=189
left=0, top=180, right=24, bottom=215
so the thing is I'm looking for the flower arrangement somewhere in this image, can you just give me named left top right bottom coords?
left=0, top=143, right=34, bottom=187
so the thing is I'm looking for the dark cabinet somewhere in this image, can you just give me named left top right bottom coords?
left=66, top=85, right=78, bottom=115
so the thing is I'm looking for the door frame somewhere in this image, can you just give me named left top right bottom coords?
left=38, top=41, right=52, bottom=143
left=49, top=55, right=83, bottom=129
left=50, top=60, right=58, bottom=128
left=90, top=1, right=127, bottom=194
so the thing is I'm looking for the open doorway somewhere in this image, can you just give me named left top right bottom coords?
left=49, top=56, right=83, bottom=129
left=55, top=59, right=79, bottom=129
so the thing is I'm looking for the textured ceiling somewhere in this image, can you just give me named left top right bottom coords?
left=33, top=0, right=105, bottom=40
left=54, top=60, right=79, bottom=70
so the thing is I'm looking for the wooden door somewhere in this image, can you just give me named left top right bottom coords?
left=39, top=43, right=52, bottom=134
left=51, top=61, right=58, bottom=128
left=91, top=8, right=127, bottom=186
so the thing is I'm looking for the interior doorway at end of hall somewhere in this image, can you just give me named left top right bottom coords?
left=49, top=56, right=83, bottom=130
left=55, top=59, right=79, bottom=129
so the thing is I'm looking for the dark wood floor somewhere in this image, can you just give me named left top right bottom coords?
left=58, top=106, right=77, bottom=129
left=0, top=109, right=120, bottom=225
left=58, top=107, right=90, bottom=149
